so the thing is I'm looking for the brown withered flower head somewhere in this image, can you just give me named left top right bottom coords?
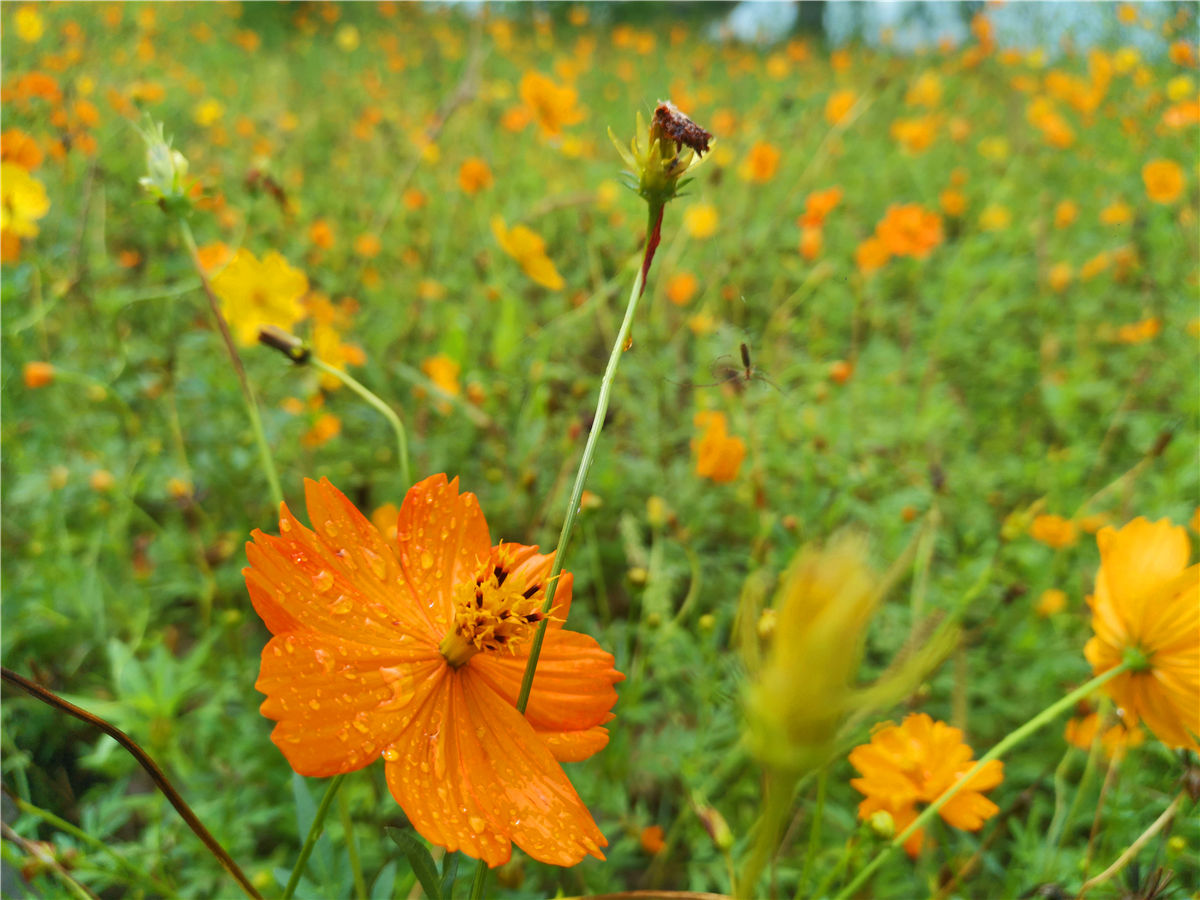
left=610, top=100, right=713, bottom=210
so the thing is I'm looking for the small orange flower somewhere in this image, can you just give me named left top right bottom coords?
left=1083, top=518, right=1199, bottom=750
left=458, top=158, right=494, bottom=195
left=301, top=413, right=341, bottom=447
left=1054, top=200, right=1078, bottom=229
left=246, top=476, right=623, bottom=866
left=1100, top=201, right=1133, bottom=226
left=1064, top=712, right=1145, bottom=760
left=740, top=141, right=781, bottom=183
left=309, top=219, right=335, bottom=249
left=639, top=825, right=665, bottom=855
left=1142, top=159, right=1184, bottom=204
left=22, top=361, right=54, bottom=388
left=875, top=204, right=944, bottom=260
left=850, top=713, right=1004, bottom=857
left=665, top=271, right=698, bottom=305
left=354, top=233, right=381, bottom=259
left=1036, top=588, right=1068, bottom=618
left=799, top=186, right=843, bottom=228
left=825, top=89, right=857, bottom=125
left=798, top=226, right=822, bottom=261
left=693, top=411, right=745, bottom=483
left=1116, top=317, right=1161, bottom=344
left=855, top=236, right=891, bottom=275
left=1030, top=514, right=1078, bottom=549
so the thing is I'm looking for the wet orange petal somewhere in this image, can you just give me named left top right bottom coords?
left=245, top=480, right=432, bottom=643
left=470, top=628, right=622, bottom=760
left=394, top=474, right=491, bottom=629
left=257, top=629, right=444, bottom=776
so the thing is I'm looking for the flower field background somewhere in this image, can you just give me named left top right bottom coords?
left=2, top=3, right=1198, bottom=898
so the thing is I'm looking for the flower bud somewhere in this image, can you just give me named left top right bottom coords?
left=137, top=118, right=191, bottom=213
left=609, top=102, right=712, bottom=211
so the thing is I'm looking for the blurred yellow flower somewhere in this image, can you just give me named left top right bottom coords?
left=211, top=249, right=309, bottom=346
left=1030, top=514, right=1077, bottom=549
left=1142, top=159, right=1184, bottom=204
left=519, top=71, right=583, bottom=137
left=1054, top=199, right=1078, bottom=229
left=1100, top=201, right=1133, bottom=225
left=684, top=202, right=718, bottom=239
left=491, top=217, right=564, bottom=290
left=978, top=204, right=1012, bottom=231
left=193, top=98, right=225, bottom=127
left=1036, top=588, right=1068, bottom=618
left=1047, top=262, right=1073, bottom=293
left=906, top=72, right=943, bottom=108
left=1084, top=517, right=1199, bottom=750
left=1, top=162, right=50, bottom=240
left=335, top=24, right=360, bottom=52
left=15, top=5, right=44, bottom=42
left=825, top=89, right=857, bottom=125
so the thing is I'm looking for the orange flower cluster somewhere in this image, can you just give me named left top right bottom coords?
left=246, top=476, right=623, bottom=866
left=856, top=204, right=944, bottom=274
left=850, top=713, right=1003, bottom=857
left=797, top=186, right=842, bottom=261
left=692, top=411, right=745, bottom=483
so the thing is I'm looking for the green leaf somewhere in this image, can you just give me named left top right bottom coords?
left=387, top=827, right=441, bottom=900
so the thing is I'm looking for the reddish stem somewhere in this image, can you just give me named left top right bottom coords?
left=639, top=204, right=665, bottom=297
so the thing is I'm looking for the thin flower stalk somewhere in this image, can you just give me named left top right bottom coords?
left=283, top=774, right=346, bottom=900
left=178, top=219, right=283, bottom=508
left=309, top=357, right=411, bottom=487
left=833, top=661, right=1130, bottom=900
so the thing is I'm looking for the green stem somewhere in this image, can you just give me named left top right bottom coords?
left=310, top=358, right=411, bottom=487
left=515, top=250, right=648, bottom=715
left=283, top=774, right=345, bottom=900
left=177, top=218, right=283, bottom=509
left=337, top=788, right=366, bottom=900
left=832, top=662, right=1131, bottom=900
left=469, top=857, right=489, bottom=900
left=7, top=791, right=179, bottom=897
left=796, top=768, right=828, bottom=898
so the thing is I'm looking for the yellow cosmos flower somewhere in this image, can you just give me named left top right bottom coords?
left=684, top=202, right=718, bottom=239
left=490, top=217, right=564, bottom=290
left=1084, top=518, right=1200, bottom=750
left=0, top=161, right=50, bottom=239
left=15, top=5, right=44, bottom=42
left=211, top=249, right=309, bottom=346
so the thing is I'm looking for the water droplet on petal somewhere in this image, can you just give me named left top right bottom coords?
left=314, top=648, right=335, bottom=673
left=283, top=635, right=297, bottom=654
left=382, top=746, right=400, bottom=761
left=308, top=699, right=321, bottom=710
left=312, top=570, right=334, bottom=593
left=352, top=714, right=370, bottom=733
left=280, top=519, right=292, bottom=533
left=469, top=816, right=486, bottom=834
left=330, top=594, right=353, bottom=615
left=362, top=548, right=387, bottom=579
left=419, top=550, right=434, bottom=570
left=324, top=519, right=338, bottom=537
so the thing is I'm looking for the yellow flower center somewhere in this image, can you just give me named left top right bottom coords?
left=438, top=543, right=551, bottom=669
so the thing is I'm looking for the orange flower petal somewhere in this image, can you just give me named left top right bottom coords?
left=394, top=475, right=491, bottom=628
left=1096, top=518, right=1190, bottom=610
left=245, top=480, right=433, bottom=642
left=256, top=629, right=444, bottom=776
left=387, top=670, right=607, bottom=867
left=471, top=628, right=623, bottom=760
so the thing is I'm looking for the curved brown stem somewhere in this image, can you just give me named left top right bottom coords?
left=1, top=666, right=264, bottom=900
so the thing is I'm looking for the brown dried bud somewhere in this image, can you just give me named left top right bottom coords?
left=652, top=101, right=712, bottom=157
left=258, top=326, right=310, bottom=364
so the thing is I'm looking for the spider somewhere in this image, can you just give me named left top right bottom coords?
left=681, top=343, right=783, bottom=394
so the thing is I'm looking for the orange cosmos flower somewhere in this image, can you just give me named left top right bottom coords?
left=22, top=360, right=54, bottom=388
left=1030, top=514, right=1078, bottom=549
left=799, top=186, right=843, bottom=228
left=1142, top=159, right=1184, bottom=204
left=1064, top=711, right=1145, bottom=760
left=875, top=204, right=944, bottom=260
left=740, top=141, right=780, bottom=183
left=693, top=411, right=745, bottom=483
left=1083, top=517, right=1200, bottom=751
left=825, top=89, right=857, bottom=124
left=849, top=713, right=1004, bottom=857
left=519, top=71, right=583, bottom=137
left=246, top=476, right=622, bottom=867
left=458, top=158, right=494, bottom=195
